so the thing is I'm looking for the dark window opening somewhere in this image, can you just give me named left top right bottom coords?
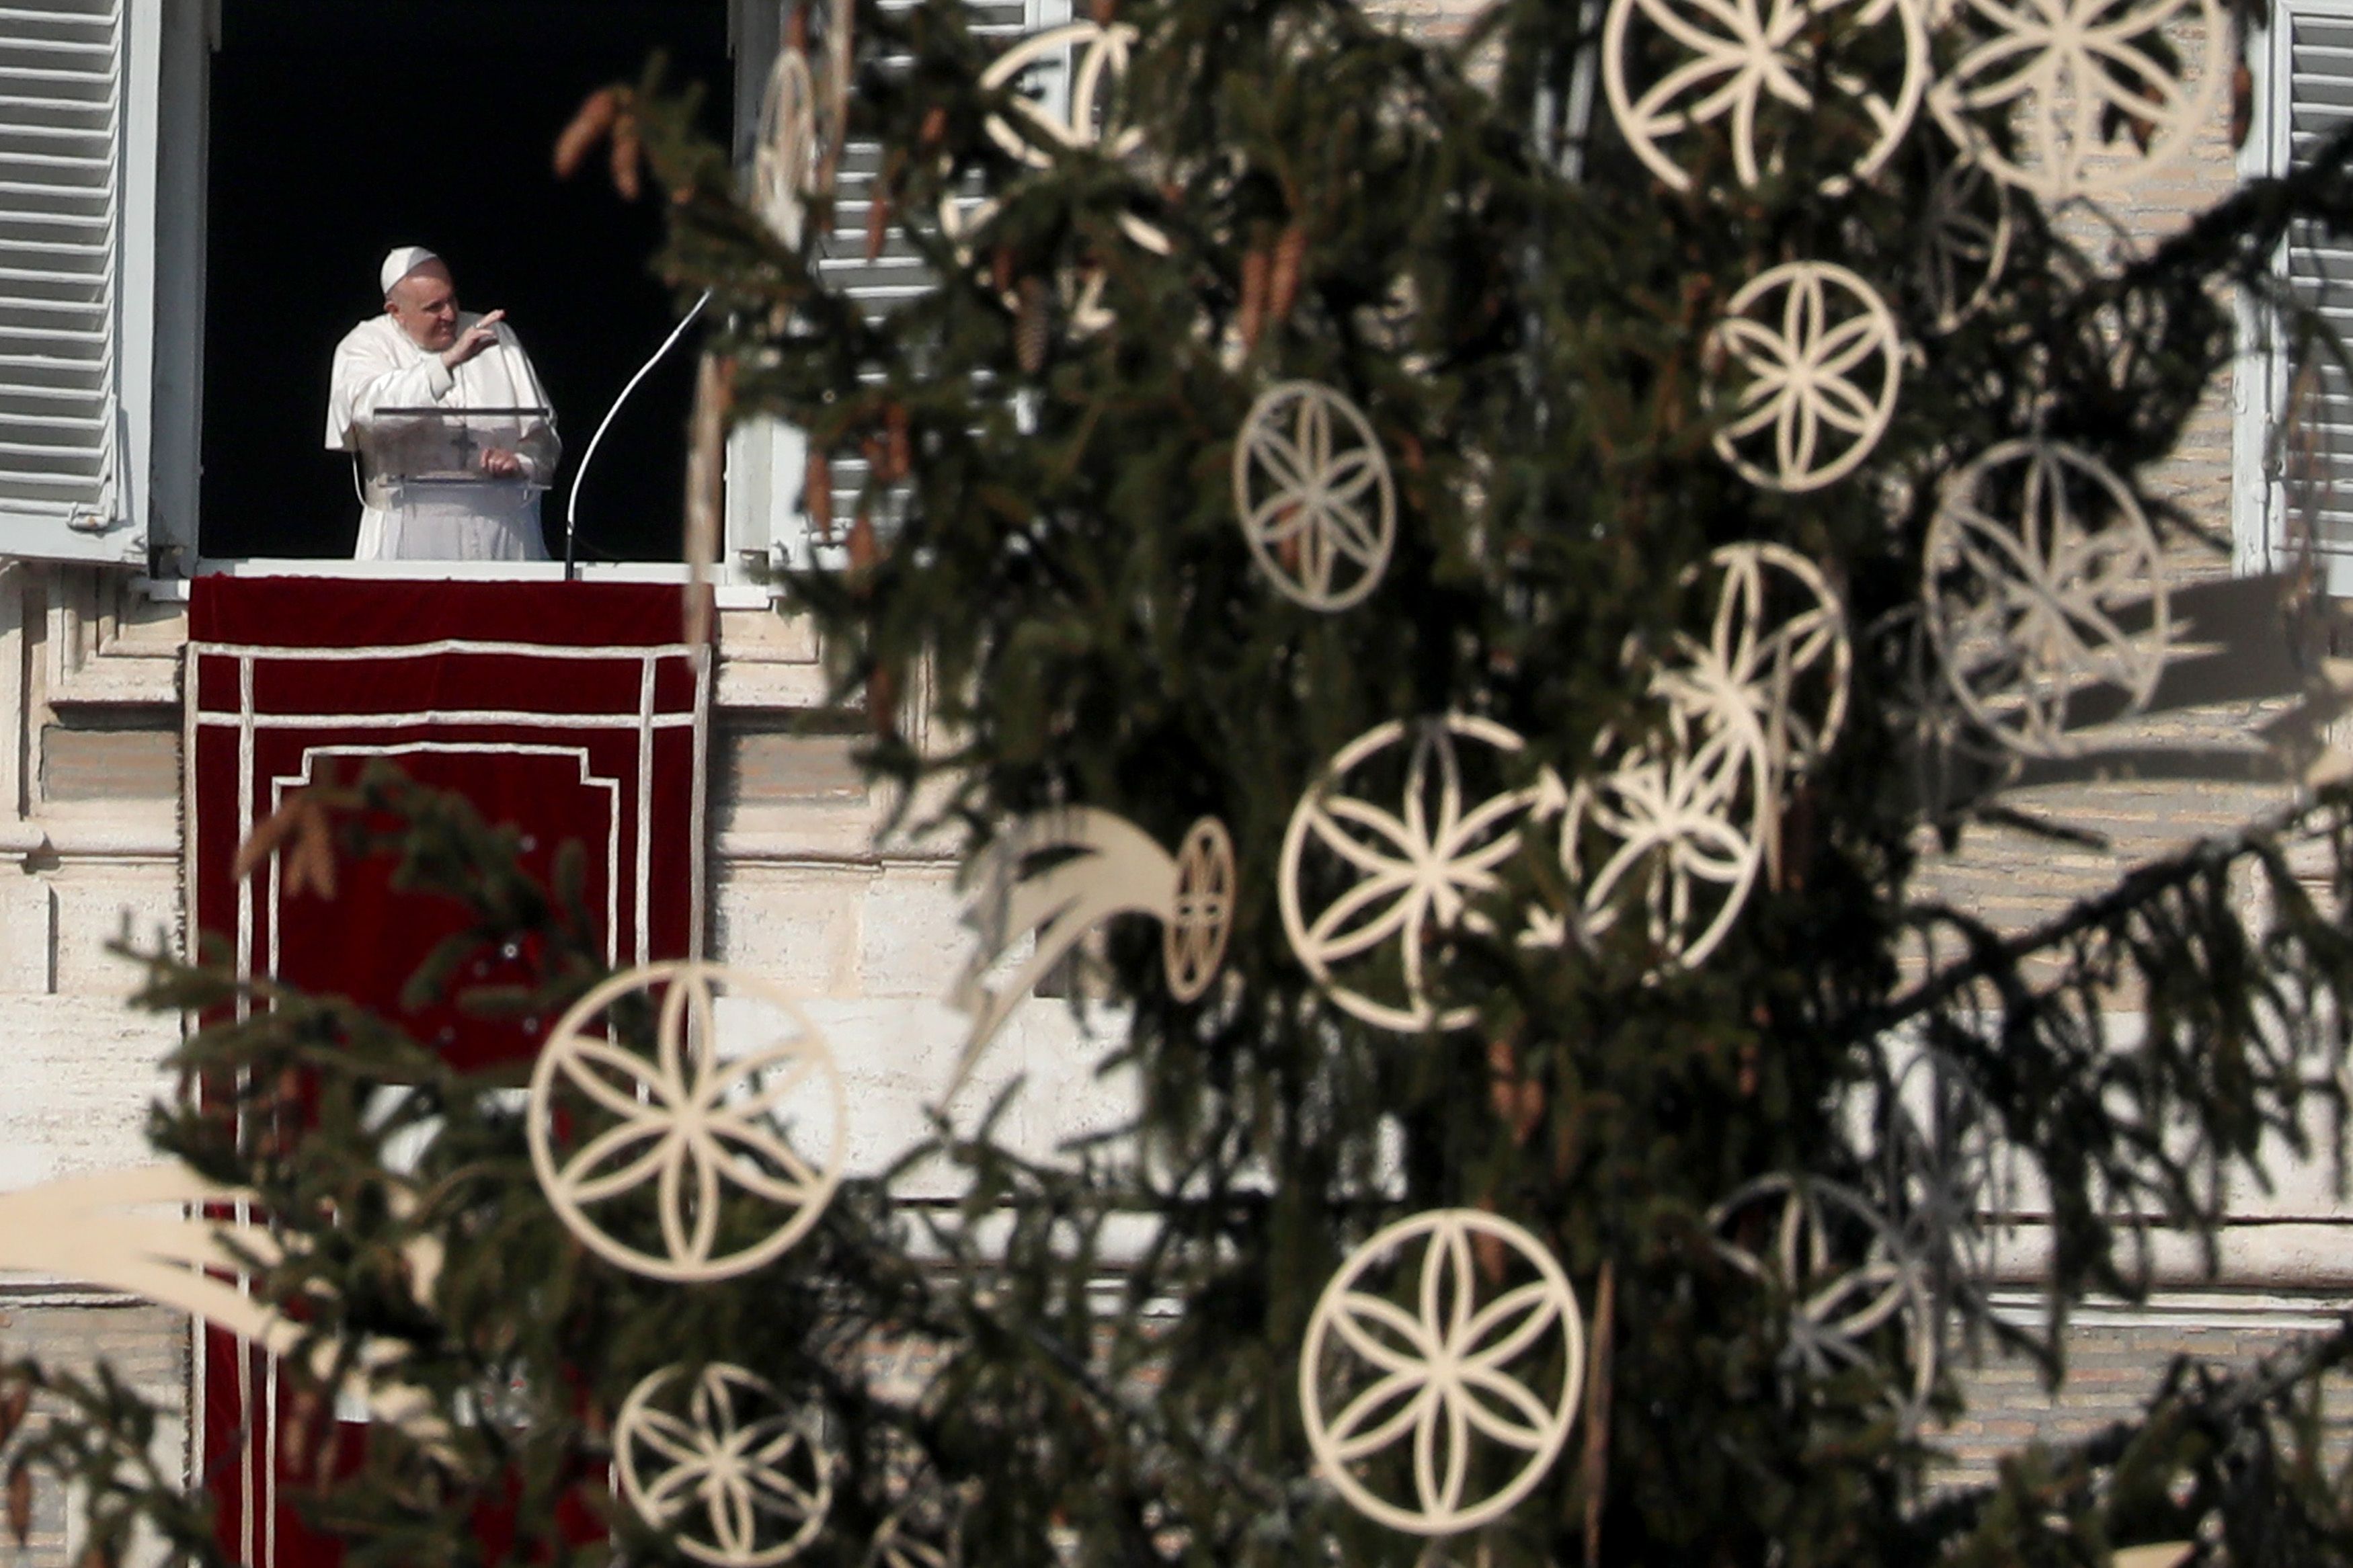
left=200, top=0, right=729, bottom=565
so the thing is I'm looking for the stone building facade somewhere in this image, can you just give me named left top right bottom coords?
left=1, top=0, right=2351, bottom=1556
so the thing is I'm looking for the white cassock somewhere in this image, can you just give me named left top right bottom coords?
left=324, top=313, right=561, bottom=562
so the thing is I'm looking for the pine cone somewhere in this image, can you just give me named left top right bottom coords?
left=553, top=88, right=620, bottom=179
left=1486, top=1036, right=1543, bottom=1147
left=867, top=662, right=901, bottom=739
left=610, top=109, right=643, bottom=201
left=1238, top=244, right=1271, bottom=352
left=262, top=1066, right=304, bottom=1159
left=1016, top=277, right=1049, bottom=373
left=1269, top=222, right=1306, bottom=327
left=805, top=451, right=835, bottom=541
left=283, top=1385, right=322, bottom=1481
left=866, top=167, right=895, bottom=261
left=886, top=402, right=912, bottom=479
left=7, top=1461, right=30, bottom=1547
left=1472, top=1214, right=1508, bottom=1284
left=235, top=792, right=337, bottom=901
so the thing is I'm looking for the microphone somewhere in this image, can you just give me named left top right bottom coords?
left=564, top=288, right=713, bottom=578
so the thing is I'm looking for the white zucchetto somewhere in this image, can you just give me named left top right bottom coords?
left=378, top=246, right=440, bottom=296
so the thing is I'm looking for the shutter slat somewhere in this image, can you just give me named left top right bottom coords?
left=0, top=122, right=112, bottom=144
left=0, top=444, right=106, bottom=462
left=1, top=415, right=106, bottom=435
left=0, top=149, right=114, bottom=171
left=0, top=270, right=102, bottom=290
left=0, top=67, right=119, bottom=91
left=0, top=306, right=107, bottom=327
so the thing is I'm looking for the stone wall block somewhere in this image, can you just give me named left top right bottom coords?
left=48, top=868, right=174, bottom=1002
left=0, top=874, right=55, bottom=994
left=0, top=998, right=174, bottom=1190
left=710, top=866, right=868, bottom=995
left=0, top=1303, right=184, bottom=1568
left=855, top=867, right=966, bottom=998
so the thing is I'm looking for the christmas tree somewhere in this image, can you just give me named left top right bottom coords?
left=19, top=0, right=2353, bottom=1562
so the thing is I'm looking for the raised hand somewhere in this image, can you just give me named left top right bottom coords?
left=440, top=308, right=507, bottom=369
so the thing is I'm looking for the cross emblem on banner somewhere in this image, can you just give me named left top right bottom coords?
left=448, top=422, right=480, bottom=469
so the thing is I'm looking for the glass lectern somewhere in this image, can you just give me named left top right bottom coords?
left=350, top=405, right=556, bottom=561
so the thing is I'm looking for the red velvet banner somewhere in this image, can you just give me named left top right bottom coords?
left=185, top=577, right=709, bottom=1567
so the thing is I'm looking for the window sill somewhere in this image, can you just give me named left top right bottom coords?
left=141, top=559, right=775, bottom=610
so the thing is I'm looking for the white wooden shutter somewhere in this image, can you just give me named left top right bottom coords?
left=730, top=0, right=1057, bottom=569
left=0, top=0, right=141, bottom=564
left=2280, top=5, right=2353, bottom=589
left=810, top=0, right=1035, bottom=547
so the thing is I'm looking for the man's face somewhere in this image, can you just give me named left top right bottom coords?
left=385, top=262, right=460, bottom=352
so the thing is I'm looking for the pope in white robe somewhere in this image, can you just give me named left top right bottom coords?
left=325, top=247, right=561, bottom=562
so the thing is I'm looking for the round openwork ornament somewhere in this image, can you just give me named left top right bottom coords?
left=865, top=1477, right=971, bottom=1568
left=616, top=1364, right=833, bottom=1567
left=1918, top=155, right=2012, bottom=335
left=1708, top=262, right=1902, bottom=493
left=527, top=961, right=847, bottom=1283
left=1163, top=816, right=1236, bottom=1003
left=1281, top=716, right=1533, bottom=1033
left=1710, top=1175, right=1937, bottom=1419
left=1232, top=382, right=1398, bottom=612
left=950, top=22, right=1169, bottom=257
left=1602, top=0, right=1926, bottom=194
left=1674, top=542, right=1851, bottom=781
left=1928, top=0, right=2225, bottom=202
left=1547, top=698, right=1769, bottom=973
left=1299, top=1209, right=1585, bottom=1536
left=752, top=44, right=824, bottom=250
left=1922, top=440, right=2169, bottom=758
left=872, top=1526, right=953, bottom=1568
left=980, top=22, right=1144, bottom=169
